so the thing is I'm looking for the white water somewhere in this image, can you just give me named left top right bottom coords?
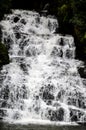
left=0, top=10, right=86, bottom=125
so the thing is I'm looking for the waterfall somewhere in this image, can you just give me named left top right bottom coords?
left=0, top=10, right=86, bottom=125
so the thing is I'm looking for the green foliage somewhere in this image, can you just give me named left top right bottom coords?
left=54, top=0, right=86, bottom=60
left=58, top=4, right=71, bottom=23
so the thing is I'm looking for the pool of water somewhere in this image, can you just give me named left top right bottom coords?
left=0, top=122, right=86, bottom=130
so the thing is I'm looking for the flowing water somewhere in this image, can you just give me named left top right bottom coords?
left=0, top=10, right=86, bottom=125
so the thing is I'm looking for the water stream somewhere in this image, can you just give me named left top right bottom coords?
left=0, top=10, right=86, bottom=125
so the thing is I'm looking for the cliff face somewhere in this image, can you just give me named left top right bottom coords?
left=0, top=42, right=9, bottom=67
left=0, top=28, right=9, bottom=67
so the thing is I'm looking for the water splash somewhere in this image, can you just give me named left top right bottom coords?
left=0, top=10, right=86, bottom=125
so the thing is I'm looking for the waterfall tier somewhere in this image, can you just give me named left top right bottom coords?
left=0, top=10, right=86, bottom=125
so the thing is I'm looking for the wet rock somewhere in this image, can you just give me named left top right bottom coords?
left=47, top=108, right=64, bottom=121
left=78, top=99, right=86, bottom=109
left=48, top=109, right=58, bottom=121
left=26, top=49, right=32, bottom=57
left=43, top=91, right=54, bottom=100
left=59, top=38, right=64, bottom=46
left=1, top=101, right=7, bottom=108
left=40, top=84, right=54, bottom=102
left=51, top=47, right=63, bottom=57
left=65, top=49, right=73, bottom=59
left=68, top=92, right=86, bottom=109
left=78, top=67, right=86, bottom=78
left=0, top=109, right=7, bottom=118
left=57, top=108, right=64, bottom=121
left=25, top=47, right=37, bottom=57
left=21, top=85, right=28, bottom=99
left=71, top=115, right=78, bottom=122
left=20, top=63, right=28, bottom=74
left=20, top=19, right=26, bottom=24
left=13, top=26, right=20, bottom=32
left=1, top=85, right=9, bottom=100
left=68, top=98, right=77, bottom=106
left=57, top=90, right=65, bottom=100
left=70, top=109, right=83, bottom=122
left=15, top=32, right=21, bottom=39
left=35, top=17, right=40, bottom=24
left=13, top=112, right=20, bottom=119
left=0, top=42, right=10, bottom=66
left=16, top=85, right=28, bottom=99
left=46, top=100, right=52, bottom=105
left=14, top=16, right=20, bottom=23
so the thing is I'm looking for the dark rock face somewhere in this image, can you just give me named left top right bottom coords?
left=14, top=16, right=20, bottom=23
left=59, top=38, right=64, bottom=46
left=42, top=91, right=54, bottom=101
left=0, top=109, right=6, bottom=119
left=40, top=84, right=55, bottom=103
left=15, top=33, right=21, bottom=39
left=66, top=49, right=73, bottom=59
left=13, top=112, right=20, bottom=119
left=51, top=47, right=63, bottom=57
left=47, top=108, right=64, bottom=121
left=0, top=28, right=2, bottom=41
left=47, top=109, right=58, bottom=121
left=20, top=63, right=28, bottom=74
left=70, top=109, right=80, bottom=122
left=0, top=42, right=9, bottom=67
left=25, top=47, right=38, bottom=57
left=57, top=90, right=65, bottom=100
left=20, top=19, right=26, bottom=24
left=1, top=101, right=7, bottom=108
left=57, top=108, right=64, bottom=121
left=71, top=115, right=78, bottom=122
left=70, top=109, right=86, bottom=122
left=78, top=67, right=86, bottom=79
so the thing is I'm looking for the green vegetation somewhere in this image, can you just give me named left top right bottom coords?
left=56, top=0, right=86, bottom=60
left=0, top=0, right=12, bottom=67
left=0, top=0, right=86, bottom=67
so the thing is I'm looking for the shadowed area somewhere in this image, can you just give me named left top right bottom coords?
left=0, top=122, right=86, bottom=130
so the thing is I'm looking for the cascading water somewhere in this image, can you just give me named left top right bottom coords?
left=0, top=10, right=86, bottom=125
